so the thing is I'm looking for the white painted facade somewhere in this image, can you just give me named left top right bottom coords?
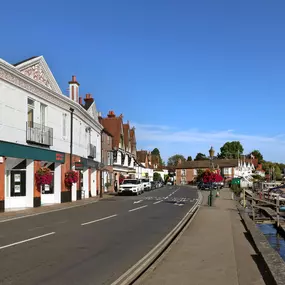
left=0, top=56, right=103, bottom=210
left=0, top=59, right=102, bottom=160
left=234, top=161, right=255, bottom=178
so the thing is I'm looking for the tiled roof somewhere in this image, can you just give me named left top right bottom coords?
left=245, top=158, right=258, bottom=167
left=101, top=115, right=123, bottom=148
left=136, top=151, right=147, bottom=163
left=151, top=154, right=160, bottom=165
left=176, top=159, right=239, bottom=169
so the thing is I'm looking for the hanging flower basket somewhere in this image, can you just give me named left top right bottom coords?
left=35, top=167, right=53, bottom=189
left=202, top=169, right=223, bottom=183
left=65, top=170, right=79, bottom=189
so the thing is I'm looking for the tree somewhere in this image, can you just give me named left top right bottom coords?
left=151, top=148, right=163, bottom=165
left=194, top=153, right=208, bottom=161
left=187, top=156, right=193, bottom=161
left=151, top=148, right=160, bottom=156
left=154, top=172, right=162, bottom=181
left=251, top=150, right=264, bottom=163
left=167, top=154, right=186, bottom=166
left=220, top=141, right=244, bottom=159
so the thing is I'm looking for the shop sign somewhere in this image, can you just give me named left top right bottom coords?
left=75, top=162, right=84, bottom=170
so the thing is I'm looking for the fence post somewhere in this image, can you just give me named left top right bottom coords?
left=252, top=199, right=256, bottom=222
left=277, top=195, right=280, bottom=228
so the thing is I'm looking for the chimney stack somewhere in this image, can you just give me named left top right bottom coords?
left=84, top=93, right=94, bottom=104
left=107, top=110, right=116, bottom=118
left=68, top=75, right=80, bottom=103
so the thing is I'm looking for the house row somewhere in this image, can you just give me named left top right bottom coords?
left=0, top=55, right=163, bottom=212
left=175, top=158, right=260, bottom=185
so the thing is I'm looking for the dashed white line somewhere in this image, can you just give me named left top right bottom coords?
left=133, top=200, right=143, bottom=204
left=129, top=205, right=148, bottom=212
left=0, top=232, right=55, bottom=250
left=81, top=214, right=118, bottom=226
left=153, top=200, right=163, bottom=205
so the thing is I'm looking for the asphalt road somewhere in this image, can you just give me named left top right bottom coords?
left=0, top=185, right=198, bottom=285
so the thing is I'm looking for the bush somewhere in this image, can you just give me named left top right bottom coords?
left=231, top=184, right=242, bottom=196
left=105, top=182, right=111, bottom=188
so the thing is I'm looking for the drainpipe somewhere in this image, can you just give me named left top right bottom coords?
left=69, top=108, right=74, bottom=170
left=100, top=130, right=103, bottom=198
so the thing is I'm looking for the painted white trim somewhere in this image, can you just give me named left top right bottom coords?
left=0, top=58, right=103, bottom=133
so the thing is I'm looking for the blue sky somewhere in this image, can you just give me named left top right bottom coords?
left=1, top=0, right=285, bottom=162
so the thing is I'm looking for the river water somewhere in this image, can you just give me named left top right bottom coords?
left=257, top=224, right=285, bottom=261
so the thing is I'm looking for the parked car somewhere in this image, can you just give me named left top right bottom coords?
left=142, top=178, right=151, bottom=191
left=118, top=179, right=143, bottom=195
left=200, top=182, right=218, bottom=190
left=150, top=181, right=156, bottom=190
left=215, top=181, right=224, bottom=189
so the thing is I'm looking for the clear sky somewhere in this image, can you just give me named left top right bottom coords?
left=1, top=0, right=285, bottom=162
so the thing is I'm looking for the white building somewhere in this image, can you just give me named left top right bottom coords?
left=233, top=161, right=255, bottom=178
left=0, top=56, right=103, bottom=212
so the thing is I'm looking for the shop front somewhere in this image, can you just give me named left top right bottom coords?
left=0, top=141, right=65, bottom=211
left=75, top=158, right=99, bottom=200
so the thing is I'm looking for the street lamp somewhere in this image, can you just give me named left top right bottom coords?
left=209, top=146, right=215, bottom=206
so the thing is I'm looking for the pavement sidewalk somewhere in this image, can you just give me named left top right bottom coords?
left=0, top=194, right=115, bottom=222
left=137, top=188, right=268, bottom=285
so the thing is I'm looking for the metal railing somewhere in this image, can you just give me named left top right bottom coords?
left=88, top=143, right=96, bottom=159
left=26, top=121, right=53, bottom=146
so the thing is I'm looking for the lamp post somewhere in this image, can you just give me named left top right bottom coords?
left=209, top=146, right=215, bottom=206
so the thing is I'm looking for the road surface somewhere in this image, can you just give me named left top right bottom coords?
left=0, top=185, right=198, bottom=285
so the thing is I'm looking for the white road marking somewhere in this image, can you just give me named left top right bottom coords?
left=153, top=200, right=163, bottom=205
left=0, top=232, right=55, bottom=250
left=133, top=200, right=143, bottom=204
left=81, top=214, right=118, bottom=226
left=0, top=200, right=99, bottom=224
left=129, top=205, right=148, bottom=212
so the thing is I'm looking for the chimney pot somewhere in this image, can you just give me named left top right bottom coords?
left=79, top=97, right=83, bottom=105
left=72, top=75, right=76, bottom=82
left=107, top=110, right=116, bottom=118
left=86, top=93, right=92, bottom=99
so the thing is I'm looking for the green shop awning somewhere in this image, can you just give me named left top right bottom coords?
left=80, top=157, right=100, bottom=169
left=0, top=141, right=65, bottom=163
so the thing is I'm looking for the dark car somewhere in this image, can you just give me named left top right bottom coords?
left=200, top=182, right=218, bottom=190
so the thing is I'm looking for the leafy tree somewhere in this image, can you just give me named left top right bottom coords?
left=151, top=148, right=163, bottom=165
left=251, top=150, right=264, bottom=163
left=196, top=169, right=204, bottom=182
left=167, top=154, right=186, bottom=166
left=194, top=153, right=208, bottom=161
left=154, top=172, right=162, bottom=181
left=274, top=165, right=282, bottom=180
left=151, top=148, right=160, bottom=156
left=220, top=141, right=244, bottom=159
left=187, top=156, right=193, bottom=161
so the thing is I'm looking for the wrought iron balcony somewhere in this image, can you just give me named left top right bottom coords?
left=26, top=122, right=53, bottom=146
left=88, top=143, right=96, bottom=159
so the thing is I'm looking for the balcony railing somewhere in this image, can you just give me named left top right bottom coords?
left=26, top=122, right=53, bottom=146
left=88, top=143, right=96, bottom=159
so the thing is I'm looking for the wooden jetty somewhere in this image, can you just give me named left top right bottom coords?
left=243, top=190, right=285, bottom=233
